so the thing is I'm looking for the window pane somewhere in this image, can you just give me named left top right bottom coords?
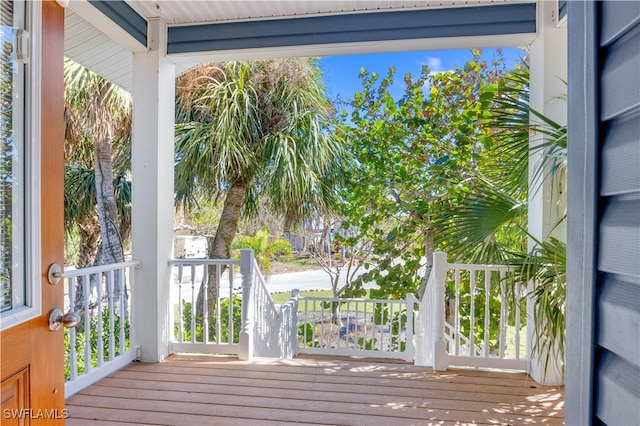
left=1, top=0, right=26, bottom=313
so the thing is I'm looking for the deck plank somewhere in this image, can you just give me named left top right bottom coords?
left=66, top=355, right=564, bottom=425
left=130, top=362, right=536, bottom=389
left=91, top=377, right=558, bottom=416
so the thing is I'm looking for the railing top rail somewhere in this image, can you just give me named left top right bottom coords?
left=168, top=259, right=241, bottom=266
left=447, top=262, right=513, bottom=271
left=63, top=260, right=140, bottom=278
left=299, top=296, right=412, bottom=304
left=252, top=258, right=277, bottom=310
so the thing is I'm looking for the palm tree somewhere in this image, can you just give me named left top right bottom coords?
left=64, top=59, right=132, bottom=312
left=437, top=63, right=567, bottom=369
left=231, top=228, right=292, bottom=274
left=64, top=59, right=132, bottom=267
left=175, top=58, right=348, bottom=316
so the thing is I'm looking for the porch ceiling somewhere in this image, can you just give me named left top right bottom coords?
left=128, top=0, right=531, bottom=25
left=64, top=0, right=538, bottom=92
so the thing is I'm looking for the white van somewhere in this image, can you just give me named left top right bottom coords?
left=173, top=236, right=209, bottom=259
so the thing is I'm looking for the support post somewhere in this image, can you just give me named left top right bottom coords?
left=432, top=251, right=448, bottom=371
left=131, top=19, right=175, bottom=363
left=405, top=293, right=416, bottom=363
left=290, top=289, right=300, bottom=359
left=238, top=249, right=255, bottom=361
left=527, top=0, right=567, bottom=385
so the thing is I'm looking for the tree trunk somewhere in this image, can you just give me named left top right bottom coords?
left=418, top=230, right=435, bottom=298
left=73, top=221, right=101, bottom=313
left=76, top=220, right=101, bottom=268
left=93, top=120, right=126, bottom=312
left=196, top=180, right=248, bottom=335
left=94, top=131, right=124, bottom=264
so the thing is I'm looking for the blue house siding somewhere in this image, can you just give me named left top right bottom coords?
left=167, top=3, right=536, bottom=54
left=88, top=0, right=147, bottom=47
left=567, top=1, right=640, bottom=424
left=594, top=2, right=640, bottom=423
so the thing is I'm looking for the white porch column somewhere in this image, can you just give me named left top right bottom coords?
left=527, top=0, right=567, bottom=385
left=131, top=19, right=175, bottom=363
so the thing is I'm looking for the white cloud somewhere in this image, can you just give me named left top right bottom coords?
left=420, top=56, right=443, bottom=72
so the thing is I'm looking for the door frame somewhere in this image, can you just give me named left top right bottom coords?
left=1, top=1, right=66, bottom=424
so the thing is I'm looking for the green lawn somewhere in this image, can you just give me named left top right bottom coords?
left=505, top=325, right=528, bottom=358
left=271, top=290, right=332, bottom=305
left=271, top=290, right=374, bottom=313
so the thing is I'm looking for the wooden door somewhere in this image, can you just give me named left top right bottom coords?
left=0, top=1, right=65, bottom=424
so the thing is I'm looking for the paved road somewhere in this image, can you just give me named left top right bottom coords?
left=170, top=266, right=376, bottom=304
left=266, top=268, right=374, bottom=294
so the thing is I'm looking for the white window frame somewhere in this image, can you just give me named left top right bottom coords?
left=1, top=0, right=42, bottom=331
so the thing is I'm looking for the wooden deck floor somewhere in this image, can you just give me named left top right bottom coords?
left=66, top=354, right=564, bottom=425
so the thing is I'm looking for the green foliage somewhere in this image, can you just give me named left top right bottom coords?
left=298, top=323, right=317, bottom=348
left=509, top=237, right=566, bottom=371
left=337, top=51, right=567, bottom=371
left=174, top=59, right=348, bottom=227
left=64, top=59, right=132, bottom=266
left=357, top=336, right=377, bottom=351
left=337, top=51, right=516, bottom=299
left=176, top=297, right=243, bottom=344
left=232, top=228, right=293, bottom=273
left=267, top=238, right=293, bottom=257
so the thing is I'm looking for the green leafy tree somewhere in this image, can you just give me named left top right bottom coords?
left=337, top=51, right=511, bottom=300
left=231, top=228, right=292, bottom=274
left=174, top=59, right=349, bottom=315
left=334, top=51, right=569, bottom=361
left=439, top=63, right=567, bottom=367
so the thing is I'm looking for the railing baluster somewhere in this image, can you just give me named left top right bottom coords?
left=203, top=265, right=209, bottom=344
left=370, top=301, right=374, bottom=348
left=393, top=300, right=397, bottom=346
left=484, top=269, right=491, bottom=358
left=454, top=268, right=461, bottom=356
left=69, top=276, right=78, bottom=380
left=83, top=273, right=91, bottom=374
left=190, top=264, right=196, bottom=343
left=379, top=301, right=383, bottom=352
left=178, top=265, right=184, bottom=343
left=515, top=281, right=522, bottom=360
left=406, top=294, right=415, bottom=358
left=499, top=270, right=507, bottom=359
left=389, top=301, right=394, bottom=352
left=321, top=299, right=326, bottom=348
left=303, top=298, right=309, bottom=347
left=119, top=266, right=126, bottom=355
left=355, top=300, right=360, bottom=349
left=107, top=271, right=115, bottom=361
left=214, top=264, right=221, bottom=343
left=469, top=271, right=476, bottom=357
left=96, top=271, right=105, bottom=366
left=228, top=264, right=234, bottom=344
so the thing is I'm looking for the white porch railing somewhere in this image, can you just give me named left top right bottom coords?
left=296, top=294, right=416, bottom=362
left=64, top=261, right=139, bottom=397
left=169, top=249, right=282, bottom=360
left=62, top=249, right=532, bottom=398
left=278, top=289, right=300, bottom=359
left=245, top=256, right=280, bottom=358
left=169, top=258, right=242, bottom=355
left=416, top=252, right=529, bottom=371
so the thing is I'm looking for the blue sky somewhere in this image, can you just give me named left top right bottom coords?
left=319, top=47, right=526, bottom=102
